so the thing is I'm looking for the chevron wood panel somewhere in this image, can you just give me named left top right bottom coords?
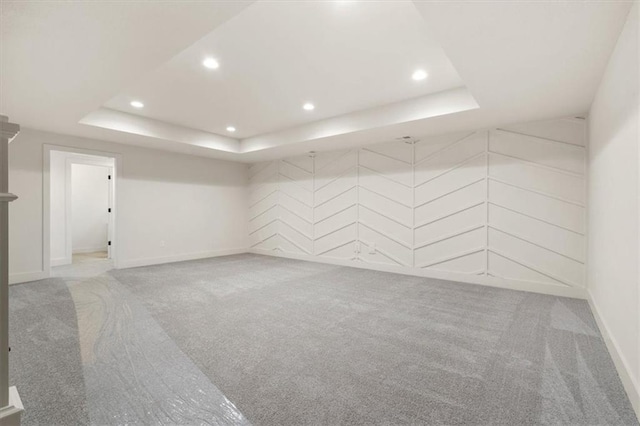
left=489, top=153, right=584, bottom=205
left=488, top=227, right=583, bottom=286
left=487, top=251, right=567, bottom=286
left=428, top=250, right=486, bottom=275
left=414, top=131, right=475, bottom=163
left=415, top=204, right=486, bottom=252
left=278, top=155, right=313, bottom=255
left=315, top=202, right=357, bottom=247
left=415, top=154, right=485, bottom=208
left=358, top=141, right=413, bottom=267
left=248, top=117, right=587, bottom=290
left=314, top=150, right=358, bottom=260
left=359, top=148, right=412, bottom=187
left=487, top=118, right=586, bottom=287
left=498, top=117, right=586, bottom=147
left=414, top=131, right=488, bottom=274
left=363, top=139, right=414, bottom=163
left=488, top=204, right=584, bottom=262
left=488, top=179, right=585, bottom=234
left=415, top=133, right=486, bottom=182
left=248, top=162, right=278, bottom=204
left=359, top=206, right=412, bottom=251
left=248, top=161, right=281, bottom=251
left=490, top=130, right=585, bottom=175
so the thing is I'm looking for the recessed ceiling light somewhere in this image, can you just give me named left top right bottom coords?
left=303, top=103, right=315, bottom=111
left=203, top=57, right=219, bottom=69
left=226, top=126, right=236, bottom=132
left=130, top=100, right=144, bottom=108
left=412, top=70, right=428, bottom=81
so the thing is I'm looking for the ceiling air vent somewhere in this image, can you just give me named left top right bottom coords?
left=396, top=136, right=418, bottom=144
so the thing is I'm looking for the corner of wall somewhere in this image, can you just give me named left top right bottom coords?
left=585, top=2, right=640, bottom=420
left=587, top=290, right=640, bottom=416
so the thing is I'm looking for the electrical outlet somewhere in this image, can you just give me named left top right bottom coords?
left=369, top=242, right=376, bottom=254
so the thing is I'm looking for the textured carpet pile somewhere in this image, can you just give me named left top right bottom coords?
left=9, top=254, right=639, bottom=425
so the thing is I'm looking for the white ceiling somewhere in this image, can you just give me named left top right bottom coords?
left=103, top=1, right=464, bottom=139
left=1, top=0, right=632, bottom=163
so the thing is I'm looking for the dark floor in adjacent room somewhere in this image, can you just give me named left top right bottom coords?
left=9, top=254, right=639, bottom=425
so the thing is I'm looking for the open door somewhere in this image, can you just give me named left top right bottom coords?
left=107, top=167, right=114, bottom=259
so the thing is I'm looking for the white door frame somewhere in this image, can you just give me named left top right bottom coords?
left=43, top=144, right=122, bottom=276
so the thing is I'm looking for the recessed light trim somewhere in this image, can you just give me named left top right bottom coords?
left=303, top=103, right=315, bottom=111
left=412, top=69, right=428, bottom=81
left=203, top=57, right=220, bottom=69
left=226, top=126, right=236, bottom=132
left=130, top=100, right=144, bottom=108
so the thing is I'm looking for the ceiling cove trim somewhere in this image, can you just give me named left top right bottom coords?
left=79, top=108, right=240, bottom=153
left=240, top=86, right=478, bottom=154
left=79, top=86, right=478, bottom=157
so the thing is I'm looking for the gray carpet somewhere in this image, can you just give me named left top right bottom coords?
left=10, top=267, right=248, bottom=425
left=9, top=253, right=639, bottom=425
left=8, top=278, right=90, bottom=425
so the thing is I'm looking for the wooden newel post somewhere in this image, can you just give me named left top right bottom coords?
left=0, top=115, right=23, bottom=426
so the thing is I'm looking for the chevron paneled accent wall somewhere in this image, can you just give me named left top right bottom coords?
left=249, top=117, right=586, bottom=293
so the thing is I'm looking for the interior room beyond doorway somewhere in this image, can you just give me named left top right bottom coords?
left=49, top=150, right=115, bottom=271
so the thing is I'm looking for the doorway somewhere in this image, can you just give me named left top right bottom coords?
left=47, top=148, right=118, bottom=275
left=69, top=162, right=112, bottom=264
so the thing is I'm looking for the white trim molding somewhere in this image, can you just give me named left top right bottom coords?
left=63, top=156, right=115, bottom=264
left=50, top=258, right=70, bottom=268
left=9, top=271, right=48, bottom=286
left=588, top=291, right=640, bottom=418
left=43, top=144, right=122, bottom=279
left=118, top=248, right=248, bottom=269
left=72, top=247, right=109, bottom=255
left=1, top=115, right=23, bottom=422
left=249, top=248, right=587, bottom=300
left=0, top=387, right=24, bottom=426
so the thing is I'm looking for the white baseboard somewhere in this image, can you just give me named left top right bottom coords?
left=9, top=270, right=48, bottom=285
left=588, top=292, right=640, bottom=419
left=9, top=249, right=249, bottom=284
left=72, top=246, right=107, bottom=254
left=249, top=249, right=588, bottom=300
left=0, top=386, right=24, bottom=426
left=50, top=257, right=71, bottom=267
left=118, top=248, right=248, bottom=269
left=10, top=248, right=588, bottom=299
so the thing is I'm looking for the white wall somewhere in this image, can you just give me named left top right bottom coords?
left=249, top=117, right=587, bottom=298
left=587, top=2, right=639, bottom=414
left=9, top=128, right=249, bottom=283
left=71, top=163, right=110, bottom=254
left=49, top=150, right=67, bottom=264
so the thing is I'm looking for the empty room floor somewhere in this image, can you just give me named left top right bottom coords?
left=9, top=254, right=638, bottom=425
left=73, top=251, right=108, bottom=263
